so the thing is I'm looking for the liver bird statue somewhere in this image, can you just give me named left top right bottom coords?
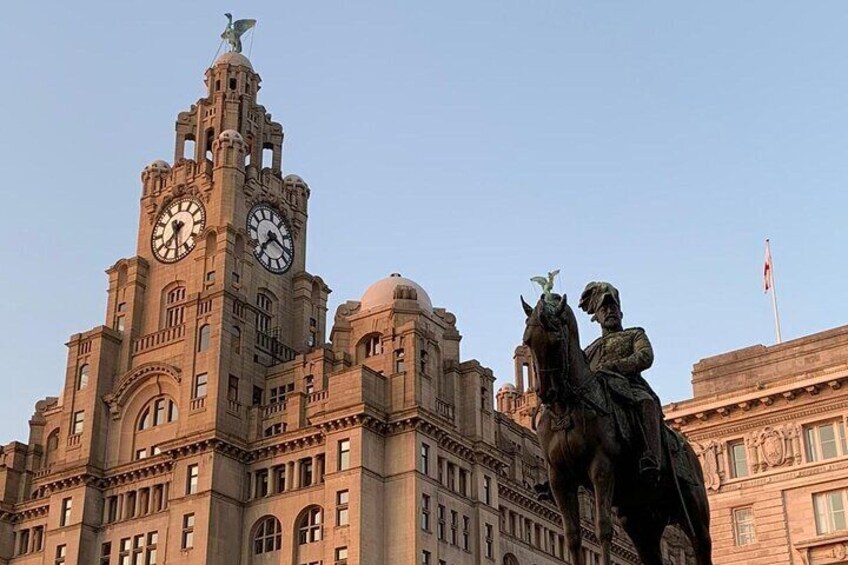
left=531, top=269, right=560, bottom=300
left=221, top=13, right=256, bottom=54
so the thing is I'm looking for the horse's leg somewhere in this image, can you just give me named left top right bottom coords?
left=589, top=454, right=615, bottom=565
left=620, top=513, right=665, bottom=565
left=550, top=468, right=583, bottom=565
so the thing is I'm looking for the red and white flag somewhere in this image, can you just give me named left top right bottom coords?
left=763, top=240, right=774, bottom=293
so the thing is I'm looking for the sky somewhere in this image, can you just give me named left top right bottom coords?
left=2, top=2, right=848, bottom=443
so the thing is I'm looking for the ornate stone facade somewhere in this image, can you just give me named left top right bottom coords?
left=0, top=50, right=657, bottom=565
left=666, top=326, right=848, bottom=565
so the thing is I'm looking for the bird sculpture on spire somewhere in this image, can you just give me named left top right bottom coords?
left=221, top=13, right=256, bottom=54
left=531, top=269, right=560, bottom=301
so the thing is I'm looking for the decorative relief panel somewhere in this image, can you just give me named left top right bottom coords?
left=693, top=441, right=722, bottom=491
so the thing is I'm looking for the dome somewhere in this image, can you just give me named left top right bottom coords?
left=214, top=51, right=253, bottom=70
left=142, top=160, right=171, bottom=176
left=498, top=383, right=517, bottom=394
left=360, top=273, right=433, bottom=312
left=218, top=129, right=244, bottom=142
left=283, top=174, right=308, bottom=188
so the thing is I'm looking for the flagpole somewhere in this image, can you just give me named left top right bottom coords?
left=766, top=239, right=783, bottom=344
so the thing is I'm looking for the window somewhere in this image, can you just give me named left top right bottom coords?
left=459, top=469, right=468, bottom=496
left=483, top=475, right=492, bottom=505
left=256, top=292, right=273, bottom=333
left=815, top=489, right=848, bottom=534
left=193, top=373, right=208, bottom=399
left=228, top=375, right=239, bottom=402
left=437, top=504, right=446, bottom=540
left=732, top=507, right=756, bottom=545
left=118, top=538, right=130, bottom=565
left=253, top=516, right=282, bottom=555
left=805, top=420, right=848, bottom=462
left=297, top=507, right=323, bottom=544
left=252, top=386, right=263, bottom=406
left=255, top=469, right=269, bottom=498
left=60, top=497, right=72, bottom=526
left=300, top=458, right=314, bottom=487
left=304, top=375, right=314, bottom=395
left=232, top=325, right=241, bottom=354
left=132, top=534, right=143, bottom=564
left=146, top=532, right=158, bottom=565
left=420, top=443, right=430, bottom=475
left=395, top=349, right=406, bottom=373
left=335, top=546, right=349, bottom=564
left=116, top=316, right=125, bottom=332
left=462, top=515, right=470, bottom=550
left=100, top=542, right=111, bottom=565
left=181, top=514, right=195, bottom=549
left=421, top=494, right=431, bottom=531
left=55, top=544, right=67, bottom=565
left=138, top=397, right=178, bottom=430
left=197, top=325, right=210, bottom=352
left=17, top=529, right=29, bottom=555
left=450, top=510, right=458, bottom=545
left=728, top=441, right=749, bottom=478
left=420, top=349, right=429, bottom=374
left=338, top=439, right=351, bottom=471
left=72, top=411, right=84, bottom=435
left=165, top=286, right=186, bottom=328
left=186, top=464, right=199, bottom=495
left=336, top=490, right=350, bottom=526
left=77, top=364, right=89, bottom=390
left=422, top=550, right=431, bottom=565
left=365, top=335, right=382, bottom=357
left=437, top=457, right=445, bottom=484
left=485, top=523, right=494, bottom=558
left=32, top=526, right=44, bottom=553
left=481, top=386, right=488, bottom=410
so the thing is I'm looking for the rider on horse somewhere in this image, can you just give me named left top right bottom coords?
left=579, top=282, right=664, bottom=483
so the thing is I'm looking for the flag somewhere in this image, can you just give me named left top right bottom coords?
left=764, top=240, right=773, bottom=293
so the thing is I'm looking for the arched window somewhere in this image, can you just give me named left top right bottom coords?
left=232, top=325, right=242, bottom=355
left=164, top=284, right=187, bottom=328
left=252, top=516, right=282, bottom=555
left=197, top=325, right=211, bottom=352
left=138, top=396, right=179, bottom=431
left=297, top=506, right=323, bottom=544
left=503, top=553, right=520, bottom=565
left=77, top=364, right=89, bottom=390
left=44, top=429, right=60, bottom=468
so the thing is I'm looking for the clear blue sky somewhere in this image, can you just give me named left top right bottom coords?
left=2, top=2, right=847, bottom=443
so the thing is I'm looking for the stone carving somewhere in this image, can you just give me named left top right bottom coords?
left=758, top=427, right=788, bottom=468
left=694, top=441, right=722, bottom=491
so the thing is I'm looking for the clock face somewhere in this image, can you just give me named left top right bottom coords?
left=247, top=203, right=294, bottom=274
left=151, top=197, right=206, bottom=263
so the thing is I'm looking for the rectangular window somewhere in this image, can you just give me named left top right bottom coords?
left=17, top=529, right=29, bottom=556
left=228, top=375, right=239, bottom=402
left=447, top=462, right=456, bottom=491
left=815, top=490, right=848, bottom=534
left=728, top=441, right=749, bottom=478
left=459, top=469, right=468, bottom=496
left=55, top=544, right=67, bottom=565
left=420, top=443, right=430, bottom=475
left=145, top=532, right=158, bottom=565
left=420, top=349, right=429, bottom=374
left=337, top=490, right=350, bottom=526
left=483, top=475, right=492, bottom=505
left=186, top=464, right=199, bottom=495
left=437, top=457, right=445, bottom=484
left=181, top=514, right=195, bottom=549
left=732, top=507, right=756, bottom=545
left=437, top=504, right=446, bottom=540
left=304, top=376, right=315, bottom=395
left=805, top=420, right=848, bottom=462
left=193, top=373, right=207, bottom=399
left=60, top=497, right=72, bottom=526
left=132, top=534, right=143, bottom=565
left=450, top=510, right=458, bottom=545
left=136, top=448, right=148, bottom=460
left=422, top=550, right=431, bottom=565
left=485, top=523, right=494, bottom=558
left=395, top=349, right=406, bottom=373
left=32, top=526, right=44, bottom=553
left=72, top=411, right=85, bottom=435
left=255, top=469, right=269, bottom=498
left=275, top=466, right=286, bottom=493
left=421, top=494, right=431, bottom=531
left=335, top=546, right=349, bottom=564
left=365, top=335, right=382, bottom=357
left=100, top=542, right=111, bottom=565
left=462, top=515, right=470, bottom=551
left=338, top=439, right=351, bottom=471
left=119, top=538, right=130, bottom=565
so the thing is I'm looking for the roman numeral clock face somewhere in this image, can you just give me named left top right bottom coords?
left=151, top=197, right=206, bottom=263
left=247, top=204, right=294, bottom=274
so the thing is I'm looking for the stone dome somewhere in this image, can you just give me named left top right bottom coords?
left=360, top=273, right=433, bottom=312
left=215, top=51, right=253, bottom=70
left=498, top=383, right=517, bottom=394
left=283, top=174, right=308, bottom=188
left=218, top=129, right=244, bottom=142
left=142, top=160, right=171, bottom=176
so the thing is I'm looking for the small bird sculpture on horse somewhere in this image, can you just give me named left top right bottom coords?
left=521, top=278, right=712, bottom=565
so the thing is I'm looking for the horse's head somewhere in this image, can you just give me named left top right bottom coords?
left=521, top=293, right=571, bottom=403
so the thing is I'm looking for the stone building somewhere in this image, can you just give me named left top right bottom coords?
left=665, top=326, right=848, bottom=565
left=0, top=49, right=657, bottom=565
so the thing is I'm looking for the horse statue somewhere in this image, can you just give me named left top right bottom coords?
left=521, top=292, right=712, bottom=565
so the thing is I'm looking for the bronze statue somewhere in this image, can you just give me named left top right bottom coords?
left=221, top=13, right=256, bottom=54
left=579, top=282, right=662, bottom=482
left=521, top=288, right=712, bottom=565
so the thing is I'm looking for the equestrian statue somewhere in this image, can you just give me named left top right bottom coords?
left=521, top=279, right=712, bottom=565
